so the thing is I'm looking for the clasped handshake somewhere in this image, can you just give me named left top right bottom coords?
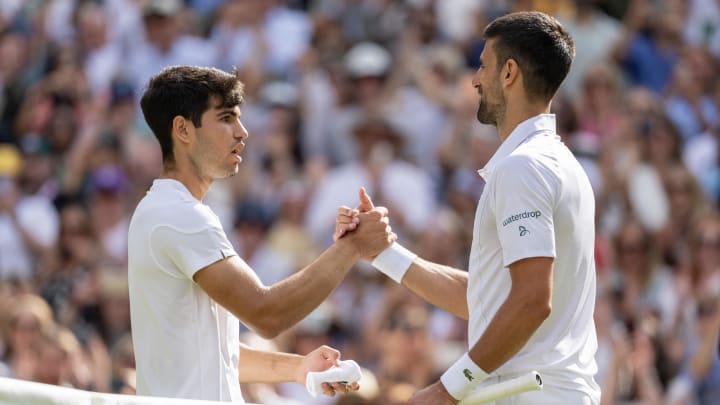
left=332, top=187, right=396, bottom=258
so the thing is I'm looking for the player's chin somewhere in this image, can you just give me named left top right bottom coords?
left=216, top=164, right=240, bottom=179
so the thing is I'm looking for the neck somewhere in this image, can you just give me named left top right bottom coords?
left=496, top=99, right=551, bottom=141
left=160, top=162, right=212, bottom=201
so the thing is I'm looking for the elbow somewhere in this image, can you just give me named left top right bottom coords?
left=536, top=302, right=552, bottom=321
left=244, top=302, right=287, bottom=339
left=518, top=296, right=551, bottom=324
left=252, top=319, right=284, bottom=339
left=249, top=308, right=287, bottom=339
left=527, top=298, right=552, bottom=323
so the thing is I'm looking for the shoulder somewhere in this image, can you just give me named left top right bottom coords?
left=495, top=148, right=556, bottom=180
left=132, top=194, right=223, bottom=235
left=492, top=148, right=562, bottom=198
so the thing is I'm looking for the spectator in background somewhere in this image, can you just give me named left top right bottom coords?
left=657, top=163, right=708, bottom=267
left=128, top=0, right=215, bottom=91
left=74, top=2, right=123, bottom=97
left=0, top=29, right=33, bottom=143
left=683, top=80, right=720, bottom=204
left=577, top=63, right=626, bottom=140
left=318, top=41, right=393, bottom=166
left=266, top=181, right=322, bottom=271
left=664, top=54, right=719, bottom=142
left=305, top=118, right=435, bottom=245
left=364, top=285, right=435, bottom=392
left=683, top=0, right=720, bottom=58
left=0, top=293, right=56, bottom=381
left=231, top=199, right=294, bottom=286
left=667, top=214, right=720, bottom=405
left=610, top=220, right=677, bottom=333
left=0, top=144, right=59, bottom=281
left=88, top=165, right=130, bottom=265
left=613, top=1, right=682, bottom=94
left=559, top=0, right=622, bottom=99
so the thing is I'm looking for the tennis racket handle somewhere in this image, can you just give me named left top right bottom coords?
left=459, top=371, right=543, bottom=404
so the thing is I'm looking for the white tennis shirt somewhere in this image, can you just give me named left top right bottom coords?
left=468, top=114, right=600, bottom=401
left=128, top=179, right=243, bottom=402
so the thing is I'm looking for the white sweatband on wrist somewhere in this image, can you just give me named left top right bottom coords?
left=440, top=352, right=489, bottom=400
left=371, top=243, right=417, bottom=283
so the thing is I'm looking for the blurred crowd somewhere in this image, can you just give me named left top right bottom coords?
left=0, top=0, right=718, bottom=404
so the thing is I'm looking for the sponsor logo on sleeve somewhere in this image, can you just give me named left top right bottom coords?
left=502, top=210, right=541, bottom=227
left=519, top=226, right=529, bottom=236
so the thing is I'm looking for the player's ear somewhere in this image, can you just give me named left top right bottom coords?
left=502, top=59, right=520, bottom=87
left=173, top=116, right=192, bottom=144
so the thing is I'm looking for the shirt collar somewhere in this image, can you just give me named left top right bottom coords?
left=151, top=178, right=199, bottom=202
left=477, top=114, right=557, bottom=180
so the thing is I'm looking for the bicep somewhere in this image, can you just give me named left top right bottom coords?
left=508, top=257, right=554, bottom=304
left=193, top=256, right=269, bottom=328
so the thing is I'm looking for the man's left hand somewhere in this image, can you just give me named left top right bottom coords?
left=296, top=345, right=359, bottom=396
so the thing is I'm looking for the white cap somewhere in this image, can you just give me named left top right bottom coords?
left=344, top=42, right=392, bottom=78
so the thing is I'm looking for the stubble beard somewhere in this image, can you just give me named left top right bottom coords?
left=476, top=101, right=496, bottom=125
left=476, top=91, right=505, bottom=126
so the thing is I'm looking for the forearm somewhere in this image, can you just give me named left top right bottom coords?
left=402, top=258, right=469, bottom=319
left=634, top=368, right=663, bottom=404
left=468, top=294, right=549, bottom=372
left=238, top=344, right=303, bottom=384
left=259, top=241, right=360, bottom=334
left=599, top=365, right=618, bottom=405
left=689, top=331, right=720, bottom=380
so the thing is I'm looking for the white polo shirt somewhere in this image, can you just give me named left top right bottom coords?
left=467, top=114, right=600, bottom=400
left=128, top=179, right=243, bottom=402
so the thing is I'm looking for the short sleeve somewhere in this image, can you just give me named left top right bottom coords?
left=150, top=225, right=238, bottom=280
left=492, top=156, right=557, bottom=267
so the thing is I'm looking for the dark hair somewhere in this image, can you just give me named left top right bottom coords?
left=483, top=11, right=574, bottom=102
left=140, top=66, right=244, bottom=165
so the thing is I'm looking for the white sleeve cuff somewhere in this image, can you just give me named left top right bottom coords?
left=371, top=243, right=417, bottom=283
left=440, top=352, right=489, bottom=400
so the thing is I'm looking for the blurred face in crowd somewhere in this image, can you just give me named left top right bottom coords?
left=144, top=14, right=179, bottom=51
left=692, top=218, right=720, bottom=278
left=582, top=65, right=618, bottom=107
left=77, top=4, right=108, bottom=50
left=186, top=97, right=248, bottom=181
left=616, top=223, right=651, bottom=273
left=0, top=32, right=28, bottom=79
left=354, top=76, right=385, bottom=102
left=10, top=313, right=41, bottom=351
left=472, top=39, right=506, bottom=126
left=644, top=120, right=677, bottom=165
left=664, top=165, right=698, bottom=220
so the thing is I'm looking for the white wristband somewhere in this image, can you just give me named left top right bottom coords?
left=440, top=352, right=488, bottom=400
left=371, top=243, right=417, bottom=283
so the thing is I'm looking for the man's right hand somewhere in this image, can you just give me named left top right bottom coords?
left=333, top=187, right=376, bottom=241
left=335, top=188, right=395, bottom=259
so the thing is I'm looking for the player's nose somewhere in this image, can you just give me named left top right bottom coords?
left=235, top=120, right=249, bottom=140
